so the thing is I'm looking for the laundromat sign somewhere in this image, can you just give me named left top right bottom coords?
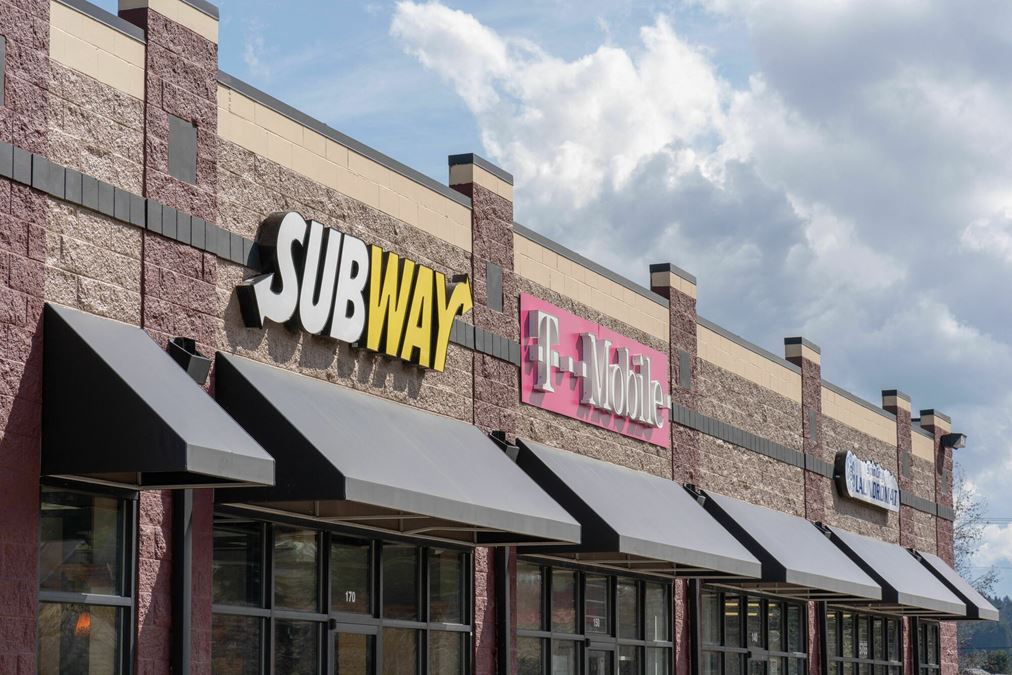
left=835, top=450, right=899, bottom=512
left=238, top=212, right=473, bottom=372
left=521, top=294, right=670, bottom=447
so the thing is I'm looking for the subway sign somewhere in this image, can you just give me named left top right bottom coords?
left=835, top=450, right=899, bottom=512
left=237, top=212, right=472, bottom=372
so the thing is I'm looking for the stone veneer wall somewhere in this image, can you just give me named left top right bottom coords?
left=698, top=436, right=806, bottom=516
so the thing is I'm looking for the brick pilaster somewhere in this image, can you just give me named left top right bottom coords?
left=883, top=390, right=915, bottom=548
left=0, top=0, right=49, bottom=670
left=650, top=263, right=699, bottom=486
left=650, top=262, right=697, bottom=675
left=921, top=409, right=956, bottom=675
left=784, top=337, right=823, bottom=675
left=119, top=1, right=221, bottom=672
left=450, top=153, right=517, bottom=675
left=784, top=337, right=825, bottom=524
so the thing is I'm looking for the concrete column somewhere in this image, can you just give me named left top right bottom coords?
left=920, top=409, right=956, bottom=675
left=0, top=0, right=50, bottom=669
left=119, top=1, right=221, bottom=673
left=883, top=390, right=915, bottom=548
left=450, top=153, right=517, bottom=675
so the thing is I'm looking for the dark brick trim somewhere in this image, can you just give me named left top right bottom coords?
left=217, top=71, right=472, bottom=210
left=882, top=389, right=911, bottom=402
left=912, top=424, right=934, bottom=440
left=513, top=222, right=669, bottom=308
left=697, top=316, right=802, bottom=374
left=823, top=380, right=897, bottom=422
left=55, top=0, right=147, bottom=42
left=670, top=401, right=951, bottom=520
left=448, top=153, right=514, bottom=185
left=919, top=409, right=951, bottom=424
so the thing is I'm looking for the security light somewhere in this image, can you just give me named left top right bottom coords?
left=940, top=433, right=967, bottom=449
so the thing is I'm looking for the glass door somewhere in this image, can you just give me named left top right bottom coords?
left=588, top=648, right=614, bottom=675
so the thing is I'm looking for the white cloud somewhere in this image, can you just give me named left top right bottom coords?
left=391, top=0, right=1012, bottom=592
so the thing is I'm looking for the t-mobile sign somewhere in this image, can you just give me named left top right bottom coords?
left=520, top=294, right=670, bottom=447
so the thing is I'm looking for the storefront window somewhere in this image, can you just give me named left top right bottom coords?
left=516, top=560, right=674, bottom=674
left=37, top=486, right=133, bottom=675
left=701, top=587, right=806, bottom=675
left=211, top=519, right=471, bottom=675
left=825, top=608, right=901, bottom=675
left=917, top=621, right=940, bottom=675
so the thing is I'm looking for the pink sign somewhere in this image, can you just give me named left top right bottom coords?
left=520, top=294, right=670, bottom=447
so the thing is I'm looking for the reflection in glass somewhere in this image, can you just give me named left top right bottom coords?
left=274, top=527, right=319, bottom=611
left=518, top=563, right=543, bottom=631
left=768, top=603, right=782, bottom=652
left=38, top=603, right=120, bottom=675
left=274, top=620, right=319, bottom=675
left=769, top=656, right=783, bottom=675
left=211, top=613, right=261, bottom=675
left=429, top=631, right=462, bottom=674
left=702, top=592, right=721, bottom=644
left=786, top=604, right=802, bottom=653
left=518, top=637, right=544, bottom=675
left=827, top=612, right=838, bottom=657
left=429, top=550, right=464, bottom=624
left=724, top=595, right=742, bottom=648
left=858, top=616, right=870, bottom=659
left=647, top=647, right=670, bottom=675
left=552, top=640, right=578, bottom=675
left=331, top=540, right=371, bottom=614
left=383, top=546, right=419, bottom=620
left=619, top=645, right=640, bottom=675
left=551, top=570, right=578, bottom=634
left=618, top=581, right=639, bottom=639
left=872, top=618, right=884, bottom=660
left=212, top=523, right=262, bottom=607
left=335, top=632, right=373, bottom=675
left=725, top=652, right=742, bottom=675
left=589, top=649, right=613, bottom=675
left=39, top=490, right=124, bottom=595
left=383, top=628, right=417, bottom=675
left=887, top=620, right=899, bottom=661
left=747, top=599, right=762, bottom=648
left=703, top=652, right=721, bottom=675
left=788, top=658, right=802, bottom=675
left=842, top=613, right=854, bottom=659
left=645, top=583, right=669, bottom=642
left=585, top=575, right=610, bottom=634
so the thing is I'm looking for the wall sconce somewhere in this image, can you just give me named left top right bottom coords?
left=168, top=337, right=211, bottom=386
left=940, top=432, right=967, bottom=449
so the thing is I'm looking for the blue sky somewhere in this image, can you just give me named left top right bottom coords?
left=96, top=0, right=1012, bottom=595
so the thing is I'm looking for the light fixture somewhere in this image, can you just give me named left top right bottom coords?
left=168, top=337, right=211, bottom=386
left=940, top=433, right=967, bottom=449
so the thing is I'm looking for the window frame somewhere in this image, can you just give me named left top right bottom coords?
left=37, top=479, right=138, bottom=675
left=699, top=585, right=808, bottom=675
left=516, top=557, right=675, bottom=674
left=824, top=607, right=903, bottom=675
left=210, top=515, right=474, bottom=675
left=915, top=620, right=940, bottom=675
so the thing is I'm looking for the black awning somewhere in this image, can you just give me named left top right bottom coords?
left=512, top=439, right=761, bottom=578
left=827, top=526, right=967, bottom=618
left=212, top=353, right=581, bottom=546
left=42, top=304, right=275, bottom=489
left=914, top=550, right=999, bottom=621
left=698, top=490, right=881, bottom=601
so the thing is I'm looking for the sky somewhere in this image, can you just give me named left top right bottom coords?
left=95, top=0, right=1012, bottom=594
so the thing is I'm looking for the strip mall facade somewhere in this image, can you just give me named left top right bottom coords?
left=0, top=0, right=997, bottom=673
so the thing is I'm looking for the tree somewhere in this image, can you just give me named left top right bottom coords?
left=953, top=464, right=998, bottom=597
left=982, top=650, right=1009, bottom=674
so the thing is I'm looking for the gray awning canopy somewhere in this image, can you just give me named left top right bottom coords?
left=212, top=353, right=581, bottom=546
left=42, top=304, right=275, bottom=489
left=699, top=490, right=882, bottom=601
left=914, top=550, right=999, bottom=621
left=827, top=526, right=967, bottom=618
left=512, top=439, right=762, bottom=579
